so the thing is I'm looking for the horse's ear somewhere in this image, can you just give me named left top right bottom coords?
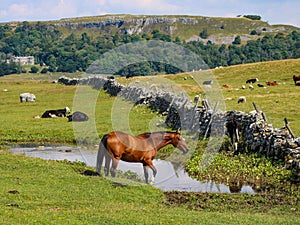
left=176, top=128, right=181, bottom=134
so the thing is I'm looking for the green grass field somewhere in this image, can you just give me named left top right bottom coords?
left=1, top=151, right=299, bottom=225
left=1, top=59, right=300, bottom=224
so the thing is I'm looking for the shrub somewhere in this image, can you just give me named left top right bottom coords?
left=41, top=68, right=48, bottom=74
left=200, top=28, right=209, bottom=39
left=243, top=15, right=261, bottom=21
left=30, top=66, right=39, bottom=73
left=232, top=36, right=241, bottom=45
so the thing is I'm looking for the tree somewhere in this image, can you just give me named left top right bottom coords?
left=199, top=28, right=209, bottom=39
left=112, top=33, right=120, bottom=45
left=46, top=54, right=57, bottom=72
left=30, top=66, right=39, bottom=73
left=243, top=15, right=261, bottom=20
left=232, top=36, right=241, bottom=45
left=40, top=68, right=48, bottom=74
left=0, top=61, right=21, bottom=76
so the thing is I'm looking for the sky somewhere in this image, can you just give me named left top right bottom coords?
left=0, top=0, right=299, bottom=28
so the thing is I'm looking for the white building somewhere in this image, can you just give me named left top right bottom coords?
left=11, top=56, right=34, bottom=65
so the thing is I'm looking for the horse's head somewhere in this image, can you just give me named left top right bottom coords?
left=171, top=132, right=189, bottom=154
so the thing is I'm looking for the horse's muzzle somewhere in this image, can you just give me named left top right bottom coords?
left=182, top=147, right=189, bottom=154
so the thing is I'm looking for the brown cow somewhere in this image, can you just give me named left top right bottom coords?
left=223, top=84, right=232, bottom=88
left=293, top=75, right=300, bottom=85
left=266, top=81, right=278, bottom=86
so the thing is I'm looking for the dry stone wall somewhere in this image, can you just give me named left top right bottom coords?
left=58, top=75, right=300, bottom=180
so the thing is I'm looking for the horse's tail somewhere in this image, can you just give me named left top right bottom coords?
left=96, top=134, right=108, bottom=176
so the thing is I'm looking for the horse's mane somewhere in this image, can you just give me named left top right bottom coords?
left=136, top=131, right=179, bottom=139
left=138, top=131, right=178, bottom=135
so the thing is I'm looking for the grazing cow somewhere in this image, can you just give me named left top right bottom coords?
left=67, top=111, right=89, bottom=122
left=20, top=93, right=36, bottom=102
left=41, top=107, right=70, bottom=118
left=266, top=81, right=278, bottom=86
left=249, top=85, right=254, bottom=89
left=126, top=74, right=134, bottom=78
left=223, top=84, right=232, bottom=88
left=203, top=80, right=213, bottom=85
left=246, top=78, right=259, bottom=84
left=293, top=75, right=300, bottom=85
left=237, top=96, right=246, bottom=103
left=193, top=94, right=201, bottom=104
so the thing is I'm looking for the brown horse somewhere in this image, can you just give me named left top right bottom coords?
left=96, top=131, right=189, bottom=183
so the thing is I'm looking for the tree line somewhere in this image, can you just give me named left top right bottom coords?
left=0, top=21, right=299, bottom=76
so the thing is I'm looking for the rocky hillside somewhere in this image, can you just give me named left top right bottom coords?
left=47, top=14, right=300, bottom=44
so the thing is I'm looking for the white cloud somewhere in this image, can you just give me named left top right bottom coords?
left=0, top=3, right=32, bottom=21
left=106, top=0, right=181, bottom=14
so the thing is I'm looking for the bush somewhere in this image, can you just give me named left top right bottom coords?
left=200, top=28, right=209, bottom=39
left=243, top=15, right=261, bottom=20
left=30, top=66, right=39, bottom=73
left=40, top=68, right=48, bottom=74
left=232, top=36, right=241, bottom=45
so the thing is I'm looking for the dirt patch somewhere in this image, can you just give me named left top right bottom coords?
left=163, top=190, right=300, bottom=213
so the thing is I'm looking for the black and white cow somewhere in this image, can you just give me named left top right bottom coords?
left=237, top=96, right=246, bottom=103
left=67, top=111, right=89, bottom=122
left=246, top=78, right=259, bottom=84
left=41, top=107, right=70, bottom=118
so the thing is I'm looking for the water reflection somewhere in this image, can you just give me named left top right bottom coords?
left=10, top=145, right=255, bottom=194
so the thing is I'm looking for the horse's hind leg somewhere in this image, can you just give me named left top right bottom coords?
left=96, top=134, right=108, bottom=176
left=96, top=145, right=105, bottom=176
left=110, top=158, right=120, bottom=177
left=104, top=153, right=111, bottom=176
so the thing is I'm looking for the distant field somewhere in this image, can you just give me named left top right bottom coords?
left=162, top=58, right=300, bottom=136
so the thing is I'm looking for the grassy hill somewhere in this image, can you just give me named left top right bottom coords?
left=120, top=58, right=300, bottom=136
left=6, top=14, right=300, bottom=42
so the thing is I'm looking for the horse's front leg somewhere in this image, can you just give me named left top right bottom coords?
left=144, top=160, right=157, bottom=184
left=143, top=164, right=149, bottom=184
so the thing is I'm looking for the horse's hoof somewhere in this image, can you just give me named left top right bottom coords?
left=149, top=177, right=155, bottom=185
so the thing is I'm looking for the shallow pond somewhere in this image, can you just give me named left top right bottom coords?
left=10, top=145, right=255, bottom=194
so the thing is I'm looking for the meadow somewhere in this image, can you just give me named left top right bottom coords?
left=163, top=58, right=300, bottom=136
left=1, top=59, right=300, bottom=224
